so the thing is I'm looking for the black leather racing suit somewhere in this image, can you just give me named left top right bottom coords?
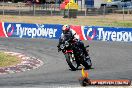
left=58, top=29, right=88, bottom=56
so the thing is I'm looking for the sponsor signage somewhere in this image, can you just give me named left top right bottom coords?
left=3, top=22, right=63, bottom=39
left=81, top=26, right=132, bottom=42
left=0, top=22, right=132, bottom=42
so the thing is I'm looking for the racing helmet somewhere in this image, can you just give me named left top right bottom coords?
left=62, top=25, right=70, bottom=34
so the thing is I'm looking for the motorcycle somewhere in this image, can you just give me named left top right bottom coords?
left=58, top=34, right=92, bottom=71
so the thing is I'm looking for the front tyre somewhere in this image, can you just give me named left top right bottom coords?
left=65, top=53, right=78, bottom=71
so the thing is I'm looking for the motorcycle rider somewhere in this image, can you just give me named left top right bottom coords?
left=57, top=24, right=89, bottom=58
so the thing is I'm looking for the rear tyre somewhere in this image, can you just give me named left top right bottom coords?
left=65, top=53, right=78, bottom=71
left=82, top=57, right=92, bottom=70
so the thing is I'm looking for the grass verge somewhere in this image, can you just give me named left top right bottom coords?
left=0, top=52, right=21, bottom=67
left=0, top=14, right=132, bottom=27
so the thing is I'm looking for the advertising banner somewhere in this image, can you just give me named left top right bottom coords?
left=0, top=22, right=6, bottom=37
left=3, top=22, right=63, bottom=39
left=81, top=26, right=132, bottom=42
left=1, top=22, right=132, bottom=42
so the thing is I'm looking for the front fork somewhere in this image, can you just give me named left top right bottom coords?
left=71, top=52, right=75, bottom=59
left=71, top=52, right=81, bottom=68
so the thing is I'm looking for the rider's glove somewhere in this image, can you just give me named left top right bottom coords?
left=73, top=38, right=78, bottom=42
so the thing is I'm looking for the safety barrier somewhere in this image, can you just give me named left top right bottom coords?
left=0, top=22, right=62, bottom=39
left=0, top=22, right=132, bottom=42
left=80, top=26, right=132, bottom=42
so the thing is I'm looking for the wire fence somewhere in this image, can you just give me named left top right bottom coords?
left=0, top=2, right=132, bottom=20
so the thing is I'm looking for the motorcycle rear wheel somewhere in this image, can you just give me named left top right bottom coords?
left=82, top=57, right=92, bottom=70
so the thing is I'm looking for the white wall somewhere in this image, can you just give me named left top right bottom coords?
left=94, top=0, right=105, bottom=8
left=78, top=0, right=106, bottom=8
left=77, top=0, right=85, bottom=8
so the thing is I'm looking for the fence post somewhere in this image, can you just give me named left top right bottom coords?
left=2, top=0, right=4, bottom=15
left=85, top=5, right=87, bottom=16
left=18, top=2, right=21, bottom=15
left=68, top=4, right=70, bottom=18
left=123, top=5, right=125, bottom=21
left=33, top=1, right=35, bottom=16
left=54, top=4, right=55, bottom=11
left=81, top=0, right=82, bottom=11
left=45, top=3, right=47, bottom=10
left=51, top=4, right=53, bottom=16
left=103, top=5, right=106, bottom=18
left=127, top=9, right=130, bottom=14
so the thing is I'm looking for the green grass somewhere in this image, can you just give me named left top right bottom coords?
left=110, top=21, right=132, bottom=27
left=0, top=14, right=132, bottom=27
left=0, top=52, right=21, bottom=67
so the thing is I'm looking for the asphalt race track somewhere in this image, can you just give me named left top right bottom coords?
left=0, top=38, right=132, bottom=87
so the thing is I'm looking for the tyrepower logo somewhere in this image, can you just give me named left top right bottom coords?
left=98, top=28, right=132, bottom=42
left=16, top=24, right=57, bottom=38
left=82, top=27, right=132, bottom=42
left=82, top=26, right=96, bottom=40
left=6, top=24, right=14, bottom=37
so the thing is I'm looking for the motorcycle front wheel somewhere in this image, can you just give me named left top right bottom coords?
left=65, top=53, right=78, bottom=71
